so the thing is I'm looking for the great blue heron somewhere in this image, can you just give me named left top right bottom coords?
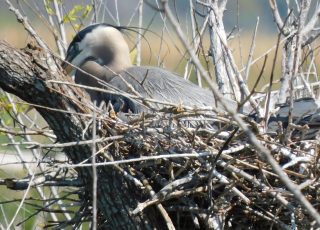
left=62, top=23, right=320, bottom=139
left=62, top=23, right=238, bottom=113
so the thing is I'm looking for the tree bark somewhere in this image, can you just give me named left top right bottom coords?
left=0, top=41, right=161, bottom=229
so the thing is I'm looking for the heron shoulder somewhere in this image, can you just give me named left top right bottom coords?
left=116, top=66, right=216, bottom=107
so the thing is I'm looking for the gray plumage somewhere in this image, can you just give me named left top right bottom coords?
left=63, top=23, right=236, bottom=114
left=63, top=23, right=320, bottom=139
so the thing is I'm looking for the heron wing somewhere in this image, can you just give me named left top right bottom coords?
left=115, top=66, right=218, bottom=108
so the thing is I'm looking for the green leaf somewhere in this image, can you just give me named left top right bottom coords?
left=44, top=0, right=55, bottom=15
left=63, top=5, right=84, bottom=23
left=74, top=23, right=82, bottom=31
left=62, top=4, right=92, bottom=23
left=82, top=5, right=93, bottom=19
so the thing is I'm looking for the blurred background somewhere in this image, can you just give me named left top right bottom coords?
left=0, top=1, right=318, bottom=229
left=0, top=0, right=288, bottom=89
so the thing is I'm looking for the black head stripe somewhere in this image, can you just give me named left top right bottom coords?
left=66, top=23, right=124, bottom=55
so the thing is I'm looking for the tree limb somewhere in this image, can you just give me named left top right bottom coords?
left=0, top=40, right=162, bottom=229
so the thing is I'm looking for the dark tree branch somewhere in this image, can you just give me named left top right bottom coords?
left=0, top=41, right=161, bottom=229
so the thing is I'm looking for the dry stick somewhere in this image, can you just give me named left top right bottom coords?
left=244, top=17, right=259, bottom=82
left=157, top=14, right=167, bottom=67
left=42, top=0, right=65, bottom=57
left=239, top=33, right=293, bottom=74
left=134, top=169, right=249, bottom=215
left=152, top=0, right=187, bottom=58
left=92, top=102, right=97, bottom=230
left=63, top=152, right=211, bottom=168
left=60, top=143, right=259, bottom=173
left=189, top=0, right=202, bottom=86
left=285, top=8, right=304, bottom=143
left=91, top=0, right=97, bottom=23
left=5, top=0, right=57, bottom=72
left=3, top=93, right=63, bottom=222
left=136, top=0, right=143, bottom=66
left=208, top=9, right=261, bottom=115
left=134, top=170, right=175, bottom=230
left=219, top=0, right=228, bottom=12
left=208, top=6, right=236, bottom=99
left=15, top=191, right=80, bottom=227
left=265, top=10, right=292, bottom=123
left=127, top=0, right=143, bottom=26
left=182, top=14, right=209, bottom=79
left=302, top=4, right=320, bottom=37
left=244, top=206, right=291, bottom=230
left=217, top=160, right=293, bottom=210
left=211, top=127, right=239, bottom=168
left=238, top=55, right=267, bottom=113
left=1, top=174, right=81, bottom=188
left=6, top=100, right=100, bottom=119
left=0, top=214, right=7, bottom=229
left=210, top=169, right=250, bottom=204
left=269, top=0, right=285, bottom=32
left=101, top=1, right=117, bottom=24
left=77, top=142, right=113, bottom=167
left=208, top=127, right=239, bottom=205
left=236, top=0, right=244, bottom=68
left=160, top=0, right=320, bottom=225
left=304, top=45, right=319, bottom=90
left=6, top=158, right=38, bottom=229
left=0, top=127, right=55, bottom=138
left=133, top=186, right=206, bottom=215
left=34, top=135, right=123, bottom=148
left=114, top=0, right=120, bottom=26
left=2, top=136, right=122, bottom=149
left=62, top=149, right=290, bottom=213
left=0, top=121, right=59, bottom=223
left=53, top=0, right=67, bottom=55
left=264, top=29, right=282, bottom=130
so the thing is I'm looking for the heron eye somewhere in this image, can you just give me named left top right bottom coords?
left=85, top=56, right=96, bottom=61
left=74, top=43, right=80, bottom=52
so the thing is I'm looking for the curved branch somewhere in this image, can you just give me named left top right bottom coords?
left=269, top=0, right=285, bottom=32
left=0, top=41, right=161, bottom=229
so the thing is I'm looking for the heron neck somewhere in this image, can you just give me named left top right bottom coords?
left=98, top=28, right=132, bottom=73
left=105, top=50, right=132, bottom=74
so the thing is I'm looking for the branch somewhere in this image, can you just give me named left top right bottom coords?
left=0, top=40, right=162, bottom=229
left=5, top=0, right=57, bottom=72
left=269, top=0, right=285, bottom=32
left=161, top=0, right=320, bottom=226
left=1, top=177, right=82, bottom=190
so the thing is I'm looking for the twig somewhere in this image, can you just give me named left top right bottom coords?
left=136, top=0, right=143, bottom=66
left=244, top=17, right=259, bottom=82
left=92, top=102, right=97, bottom=229
left=264, top=25, right=284, bottom=129
left=161, top=1, right=320, bottom=225
left=6, top=159, right=38, bottom=228
left=5, top=0, right=57, bottom=72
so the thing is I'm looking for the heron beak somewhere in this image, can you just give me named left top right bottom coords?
left=61, top=51, right=77, bottom=75
left=62, top=63, right=74, bottom=75
left=62, top=48, right=92, bottom=75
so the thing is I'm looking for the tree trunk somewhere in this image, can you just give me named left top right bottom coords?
left=0, top=41, right=162, bottom=229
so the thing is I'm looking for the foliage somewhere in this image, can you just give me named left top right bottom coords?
left=62, top=4, right=93, bottom=31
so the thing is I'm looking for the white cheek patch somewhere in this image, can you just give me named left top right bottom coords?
left=81, top=27, right=105, bottom=49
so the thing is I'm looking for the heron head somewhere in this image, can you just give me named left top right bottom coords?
left=62, top=24, right=132, bottom=74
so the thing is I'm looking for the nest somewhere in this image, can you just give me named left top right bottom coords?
left=54, top=108, right=319, bottom=229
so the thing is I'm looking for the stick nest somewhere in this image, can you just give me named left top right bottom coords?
left=42, top=108, right=319, bottom=229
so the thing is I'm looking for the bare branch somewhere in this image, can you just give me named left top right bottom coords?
left=269, top=0, right=285, bottom=32
left=161, top=1, right=320, bottom=225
